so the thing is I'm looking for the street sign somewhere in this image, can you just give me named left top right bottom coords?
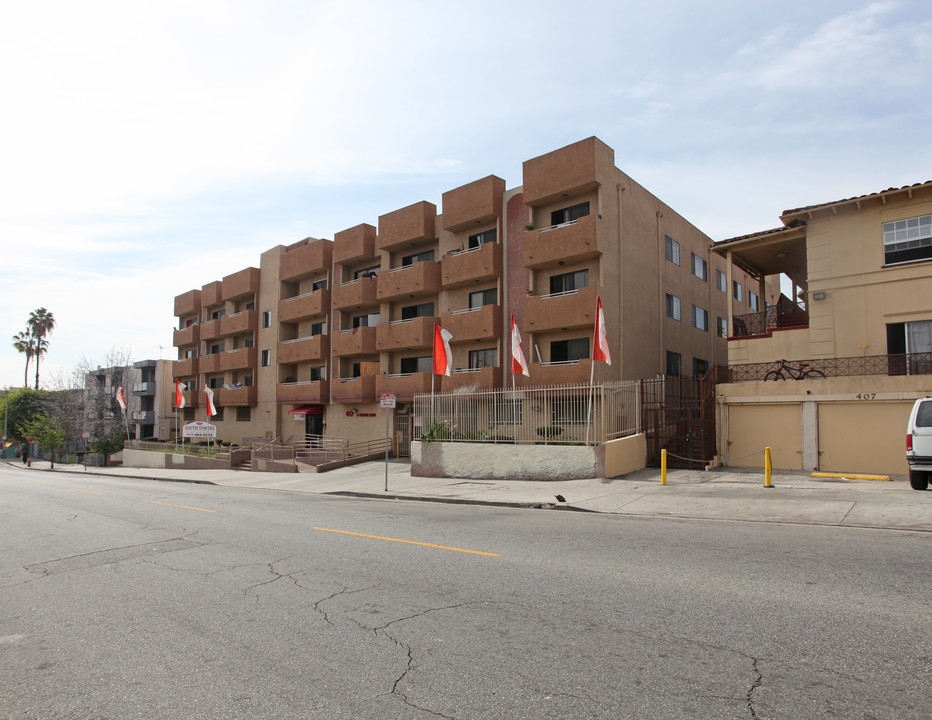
left=183, top=421, right=217, bottom=439
left=380, top=393, right=397, bottom=408
left=82, top=431, right=90, bottom=439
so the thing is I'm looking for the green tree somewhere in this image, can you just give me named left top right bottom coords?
left=11, top=330, right=35, bottom=387
left=27, top=308, right=55, bottom=390
left=4, top=388, right=53, bottom=442
left=90, top=433, right=125, bottom=467
left=22, top=413, right=66, bottom=469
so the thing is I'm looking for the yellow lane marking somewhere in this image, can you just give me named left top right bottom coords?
left=71, top=488, right=103, bottom=495
left=151, top=500, right=215, bottom=513
left=24, top=481, right=43, bottom=485
left=312, top=527, right=499, bottom=557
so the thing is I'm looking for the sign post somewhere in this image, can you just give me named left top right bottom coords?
left=380, top=393, right=397, bottom=492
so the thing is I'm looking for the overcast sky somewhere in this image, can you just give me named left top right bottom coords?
left=2, top=0, right=930, bottom=390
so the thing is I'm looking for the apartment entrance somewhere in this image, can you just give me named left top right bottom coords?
left=394, top=404, right=413, bottom=458
left=641, top=374, right=716, bottom=468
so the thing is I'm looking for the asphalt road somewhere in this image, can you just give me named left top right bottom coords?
left=1, top=464, right=929, bottom=719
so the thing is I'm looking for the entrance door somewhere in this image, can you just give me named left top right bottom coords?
left=305, top=412, right=323, bottom=447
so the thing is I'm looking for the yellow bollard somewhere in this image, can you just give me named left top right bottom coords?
left=661, top=449, right=667, bottom=485
left=764, top=446, right=773, bottom=488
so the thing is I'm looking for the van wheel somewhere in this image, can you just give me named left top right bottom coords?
left=909, top=470, right=929, bottom=491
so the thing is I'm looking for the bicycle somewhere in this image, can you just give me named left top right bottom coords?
left=764, top=359, right=826, bottom=381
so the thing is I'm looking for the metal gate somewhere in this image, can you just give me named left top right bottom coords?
left=394, top=407, right=413, bottom=458
left=641, top=373, right=717, bottom=468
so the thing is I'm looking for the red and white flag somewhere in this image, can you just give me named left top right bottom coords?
left=175, top=381, right=186, bottom=409
left=432, top=323, right=453, bottom=376
left=115, top=385, right=127, bottom=412
left=204, top=384, right=217, bottom=417
left=510, top=315, right=529, bottom=377
left=593, top=296, right=612, bottom=365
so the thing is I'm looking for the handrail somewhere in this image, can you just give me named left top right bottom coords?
left=539, top=289, right=580, bottom=300
left=539, top=219, right=579, bottom=233
left=450, top=306, right=482, bottom=315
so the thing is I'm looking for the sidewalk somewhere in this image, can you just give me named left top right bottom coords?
left=9, top=459, right=932, bottom=532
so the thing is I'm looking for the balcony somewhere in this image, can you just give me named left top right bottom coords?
left=440, top=304, right=502, bottom=342
left=218, top=347, right=258, bottom=372
left=332, top=326, right=378, bottom=357
left=220, top=309, right=258, bottom=337
left=131, top=411, right=155, bottom=424
left=132, top=382, right=156, bottom=396
left=278, top=335, right=329, bottom=364
left=201, top=281, right=222, bottom=307
left=442, top=366, right=502, bottom=392
left=280, top=238, right=333, bottom=283
left=525, top=285, right=599, bottom=333
left=222, top=267, right=259, bottom=302
left=174, top=289, right=201, bottom=317
left=378, top=201, right=436, bottom=252
left=522, top=136, right=607, bottom=206
left=277, top=380, right=329, bottom=405
left=528, top=359, right=594, bottom=385
left=376, top=261, right=441, bottom=302
left=217, top=385, right=257, bottom=406
left=200, top=319, right=221, bottom=342
left=376, top=372, right=433, bottom=400
left=199, top=354, right=220, bottom=374
left=731, top=297, right=810, bottom=338
left=332, top=375, right=378, bottom=404
left=333, top=276, right=378, bottom=310
left=441, top=175, right=505, bottom=232
left=441, top=241, right=503, bottom=289
left=173, top=324, right=199, bottom=347
left=279, top=288, right=331, bottom=323
left=524, top=213, right=601, bottom=269
left=376, top=316, right=438, bottom=351
left=173, top=357, right=198, bottom=378
left=334, top=223, right=377, bottom=265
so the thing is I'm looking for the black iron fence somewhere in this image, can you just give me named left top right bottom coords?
left=724, top=352, right=932, bottom=382
left=732, top=295, right=809, bottom=338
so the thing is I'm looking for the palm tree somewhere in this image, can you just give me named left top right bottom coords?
left=27, top=308, right=55, bottom=390
left=12, top=330, right=35, bottom=387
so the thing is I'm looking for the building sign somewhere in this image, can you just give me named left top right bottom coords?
left=380, top=393, right=397, bottom=409
left=183, top=421, right=217, bottom=439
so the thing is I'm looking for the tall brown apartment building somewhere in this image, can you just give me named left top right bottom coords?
left=172, top=137, right=761, bottom=445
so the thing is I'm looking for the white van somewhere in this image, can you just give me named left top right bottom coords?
left=906, top=398, right=932, bottom=490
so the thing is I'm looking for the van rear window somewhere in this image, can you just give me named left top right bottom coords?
left=917, top=402, right=932, bottom=427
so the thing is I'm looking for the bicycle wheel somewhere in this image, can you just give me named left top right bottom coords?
left=763, top=370, right=785, bottom=381
left=803, top=369, right=826, bottom=379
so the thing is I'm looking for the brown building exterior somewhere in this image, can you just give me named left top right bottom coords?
left=172, top=137, right=760, bottom=446
left=714, top=181, right=932, bottom=475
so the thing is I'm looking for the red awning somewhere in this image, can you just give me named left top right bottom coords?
left=288, top=405, right=324, bottom=415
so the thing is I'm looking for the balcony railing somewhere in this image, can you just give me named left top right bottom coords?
left=731, top=297, right=809, bottom=338
left=724, top=352, right=932, bottom=382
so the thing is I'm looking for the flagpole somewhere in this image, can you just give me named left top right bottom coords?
left=585, top=360, right=595, bottom=446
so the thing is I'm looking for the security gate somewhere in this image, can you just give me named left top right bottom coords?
left=642, top=373, right=717, bottom=468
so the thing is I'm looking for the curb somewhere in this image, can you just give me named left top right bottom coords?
left=323, top=490, right=599, bottom=512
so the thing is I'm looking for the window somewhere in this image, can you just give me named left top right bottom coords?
left=717, top=316, right=728, bottom=338
left=469, top=288, right=497, bottom=308
left=184, top=408, right=195, bottom=421
left=210, top=342, right=225, bottom=354
left=212, top=407, right=224, bottom=421
left=209, top=376, right=223, bottom=389
left=211, top=308, right=226, bottom=320
left=236, top=407, right=251, bottom=422
left=310, top=321, right=326, bottom=336
left=693, top=305, right=709, bottom=331
left=262, top=311, right=272, bottom=328
left=693, top=358, right=709, bottom=376
left=716, top=269, right=727, bottom=293
left=549, top=269, right=588, bottom=295
left=749, top=291, right=759, bottom=311
left=887, top=320, right=932, bottom=375
left=691, top=253, right=708, bottom=281
left=311, top=278, right=327, bottom=292
left=245, top=337, right=254, bottom=348
left=883, top=213, right=932, bottom=266
left=552, top=395, right=587, bottom=426
left=550, top=338, right=589, bottom=362
left=401, top=249, right=435, bottom=266
left=261, top=350, right=271, bottom=367
left=666, top=351, right=682, bottom=377
left=401, top=302, right=434, bottom=320
left=354, top=264, right=380, bottom=279
left=352, top=312, right=380, bottom=328
left=550, top=201, right=590, bottom=226
left=245, top=302, right=255, bottom=311
left=400, top=356, right=432, bottom=374
left=310, top=366, right=326, bottom=382
left=665, top=235, right=680, bottom=265
left=469, top=348, right=497, bottom=369
left=468, top=228, right=497, bottom=248
left=733, top=281, right=743, bottom=302
left=243, top=374, right=253, bottom=386
left=184, top=349, right=196, bottom=359
left=666, top=294, right=681, bottom=321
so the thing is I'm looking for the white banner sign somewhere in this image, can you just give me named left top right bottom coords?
left=183, top=421, right=217, bottom=439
